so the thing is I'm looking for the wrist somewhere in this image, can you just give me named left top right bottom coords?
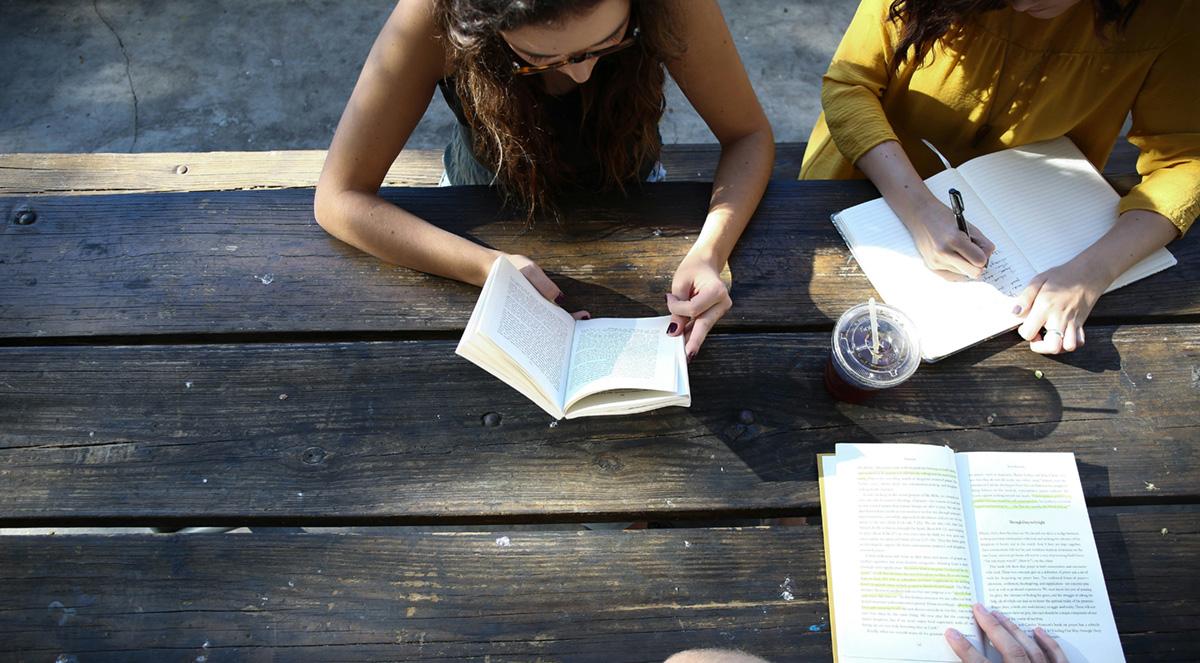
left=684, top=241, right=725, bottom=271
left=1072, top=250, right=1121, bottom=289
left=472, top=247, right=503, bottom=286
left=893, top=191, right=943, bottom=234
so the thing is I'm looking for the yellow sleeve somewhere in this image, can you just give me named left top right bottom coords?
left=820, top=0, right=901, bottom=166
left=1119, top=21, right=1200, bottom=235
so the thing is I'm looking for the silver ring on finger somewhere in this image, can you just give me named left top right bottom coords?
left=1044, top=328, right=1063, bottom=338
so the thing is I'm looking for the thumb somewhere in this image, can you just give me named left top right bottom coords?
left=944, top=629, right=988, bottom=663
left=519, top=263, right=566, bottom=307
left=665, top=293, right=688, bottom=337
left=1013, top=274, right=1047, bottom=317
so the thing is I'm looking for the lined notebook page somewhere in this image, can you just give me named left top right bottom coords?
left=834, top=169, right=1033, bottom=361
left=960, top=137, right=1176, bottom=291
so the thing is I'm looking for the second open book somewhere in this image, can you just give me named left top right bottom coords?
left=832, top=137, right=1176, bottom=361
left=457, top=256, right=690, bottom=419
left=820, top=443, right=1124, bottom=663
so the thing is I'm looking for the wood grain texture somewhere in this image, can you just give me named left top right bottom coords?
left=0, top=143, right=807, bottom=197
left=0, top=149, right=445, bottom=195
left=0, top=141, right=1142, bottom=197
left=1, top=506, right=1195, bottom=661
left=1, top=324, right=1194, bottom=523
left=3, top=179, right=1195, bottom=340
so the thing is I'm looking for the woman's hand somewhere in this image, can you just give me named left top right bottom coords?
left=903, top=197, right=997, bottom=280
left=855, top=142, right=995, bottom=280
left=1012, top=209, right=1178, bottom=354
left=666, top=252, right=733, bottom=361
left=1014, top=256, right=1111, bottom=354
left=946, top=604, right=1068, bottom=663
left=507, top=254, right=590, bottom=320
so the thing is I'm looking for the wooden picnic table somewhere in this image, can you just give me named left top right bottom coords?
left=1, top=142, right=1197, bottom=661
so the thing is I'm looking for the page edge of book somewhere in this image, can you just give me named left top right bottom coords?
left=817, top=452, right=841, bottom=663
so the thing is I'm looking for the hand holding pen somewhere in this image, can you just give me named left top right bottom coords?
left=940, top=187, right=995, bottom=278
left=884, top=184, right=997, bottom=280
left=949, top=188, right=972, bottom=243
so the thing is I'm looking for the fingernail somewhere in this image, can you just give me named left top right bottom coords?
left=581, top=313, right=590, bottom=320
left=1012, top=304, right=1022, bottom=315
left=555, top=293, right=566, bottom=306
left=946, top=629, right=964, bottom=641
left=667, top=322, right=678, bottom=335
left=687, top=351, right=696, bottom=363
left=992, top=610, right=1006, bottom=620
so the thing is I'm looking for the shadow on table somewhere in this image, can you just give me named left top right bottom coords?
left=694, top=298, right=1134, bottom=485
left=688, top=354, right=1070, bottom=485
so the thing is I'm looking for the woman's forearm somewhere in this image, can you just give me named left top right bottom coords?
left=855, top=140, right=938, bottom=221
left=314, top=189, right=500, bottom=287
left=690, top=128, right=774, bottom=266
left=1076, top=208, right=1179, bottom=284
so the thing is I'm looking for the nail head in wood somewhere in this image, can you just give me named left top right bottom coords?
left=175, top=164, right=189, bottom=175
left=482, top=412, right=502, bottom=427
left=13, top=209, right=37, bottom=225
left=301, top=446, right=326, bottom=465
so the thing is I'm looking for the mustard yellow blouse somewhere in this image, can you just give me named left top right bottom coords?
left=800, top=0, right=1200, bottom=234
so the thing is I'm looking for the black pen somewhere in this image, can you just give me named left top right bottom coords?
left=948, top=188, right=970, bottom=242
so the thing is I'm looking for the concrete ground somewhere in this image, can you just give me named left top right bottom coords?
left=0, top=0, right=854, bottom=153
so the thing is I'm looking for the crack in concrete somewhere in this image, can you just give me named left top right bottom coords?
left=91, top=0, right=139, bottom=151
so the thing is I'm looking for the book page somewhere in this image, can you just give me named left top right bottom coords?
left=834, top=168, right=1032, bottom=360
left=821, top=443, right=983, bottom=662
left=959, top=137, right=1175, bottom=289
left=477, top=257, right=576, bottom=407
left=563, top=316, right=681, bottom=410
left=957, top=452, right=1125, bottom=663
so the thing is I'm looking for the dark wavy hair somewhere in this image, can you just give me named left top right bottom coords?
left=887, top=0, right=1141, bottom=72
left=435, top=0, right=681, bottom=220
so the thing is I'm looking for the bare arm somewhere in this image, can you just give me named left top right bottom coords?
left=663, top=0, right=774, bottom=356
left=314, top=0, right=500, bottom=287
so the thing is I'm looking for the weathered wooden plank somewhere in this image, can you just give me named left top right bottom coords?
left=0, top=149, right=444, bottom=196
left=0, top=141, right=1141, bottom=197
left=0, top=143, right=808, bottom=196
left=1, top=507, right=1195, bottom=661
left=1, top=324, right=1194, bottom=523
left=3, top=179, right=1195, bottom=339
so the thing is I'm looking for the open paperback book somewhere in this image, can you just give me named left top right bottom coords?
left=819, top=443, right=1124, bottom=663
left=456, top=256, right=690, bottom=419
left=832, top=136, right=1176, bottom=361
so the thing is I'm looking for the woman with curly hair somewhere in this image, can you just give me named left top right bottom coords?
left=802, top=0, right=1199, bottom=355
left=315, top=0, right=774, bottom=359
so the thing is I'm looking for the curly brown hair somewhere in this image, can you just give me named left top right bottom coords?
left=886, top=0, right=1141, bottom=72
left=435, top=0, right=682, bottom=220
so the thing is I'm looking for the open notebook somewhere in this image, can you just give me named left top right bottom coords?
left=832, top=137, right=1176, bottom=361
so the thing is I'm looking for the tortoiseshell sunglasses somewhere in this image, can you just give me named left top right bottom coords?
left=511, top=26, right=640, bottom=76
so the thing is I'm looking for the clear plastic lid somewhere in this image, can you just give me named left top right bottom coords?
left=831, top=302, right=922, bottom=389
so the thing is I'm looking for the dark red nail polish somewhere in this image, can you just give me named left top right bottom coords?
left=667, top=322, right=678, bottom=335
left=555, top=293, right=566, bottom=306
left=687, top=351, right=696, bottom=363
left=581, top=314, right=590, bottom=320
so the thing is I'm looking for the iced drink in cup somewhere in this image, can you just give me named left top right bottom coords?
left=824, top=300, right=921, bottom=403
